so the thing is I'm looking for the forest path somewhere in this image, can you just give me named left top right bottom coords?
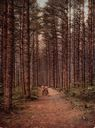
left=1, top=88, right=93, bottom=128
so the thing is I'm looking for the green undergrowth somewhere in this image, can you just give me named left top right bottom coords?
left=63, top=85, right=95, bottom=124
left=12, top=86, right=39, bottom=110
left=13, top=86, right=39, bottom=98
left=63, top=85, right=95, bottom=112
left=31, top=87, right=39, bottom=100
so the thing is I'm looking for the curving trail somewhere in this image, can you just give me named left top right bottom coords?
left=1, top=88, right=93, bottom=128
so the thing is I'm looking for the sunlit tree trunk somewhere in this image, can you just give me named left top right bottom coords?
left=24, top=0, right=31, bottom=98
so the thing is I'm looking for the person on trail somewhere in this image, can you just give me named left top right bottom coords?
left=41, top=85, right=45, bottom=95
left=41, top=85, right=49, bottom=96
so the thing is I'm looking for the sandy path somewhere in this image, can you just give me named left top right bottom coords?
left=1, top=88, right=93, bottom=128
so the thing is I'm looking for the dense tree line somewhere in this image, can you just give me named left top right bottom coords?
left=0, top=0, right=41, bottom=112
left=0, top=0, right=95, bottom=113
left=42, top=0, right=95, bottom=89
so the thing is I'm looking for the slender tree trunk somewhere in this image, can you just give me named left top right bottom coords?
left=88, top=0, right=93, bottom=86
left=3, top=0, right=14, bottom=112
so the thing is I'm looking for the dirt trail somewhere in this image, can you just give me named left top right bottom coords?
left=1, top=88, right=94, bottom=128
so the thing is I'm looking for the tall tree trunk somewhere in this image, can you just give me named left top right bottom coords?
left=24, top=0, right=31, bottom=98
left=88, top=0, right=93, bottom=86
left=3, top=0, right=14, bottom=112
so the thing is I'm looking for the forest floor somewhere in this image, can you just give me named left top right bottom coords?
left=0, top=88, right=95, bottom=128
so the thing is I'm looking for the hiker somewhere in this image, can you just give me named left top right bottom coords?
left=41, top=85, right=49, bottom=96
